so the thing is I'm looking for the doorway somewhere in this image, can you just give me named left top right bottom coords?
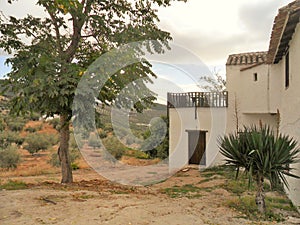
left=186, top=130, right=207, bottom=165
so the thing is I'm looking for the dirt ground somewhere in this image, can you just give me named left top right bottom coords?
left=0, top=120, right=300, bottom=225
left=1, top=167, right=300, bottom=225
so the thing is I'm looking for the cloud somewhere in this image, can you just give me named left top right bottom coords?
left=238, top=1, right=282, bottom=42
left=157, top=0, right=294, bottom=66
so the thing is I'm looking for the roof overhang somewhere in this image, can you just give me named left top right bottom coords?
left=267, top=1, right=300, bottom=64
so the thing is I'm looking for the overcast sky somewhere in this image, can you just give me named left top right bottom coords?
left=0, top=0, right=295, bottom=97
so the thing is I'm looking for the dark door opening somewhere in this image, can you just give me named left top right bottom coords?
left=186, top=130, right=207, bottom=165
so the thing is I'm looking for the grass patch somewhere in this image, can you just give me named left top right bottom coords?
left=266, top=196, right=298, bottom=212
left=226, top=195, right=288, bottom=222
left=161, top=184, right=203, bottom=198
left=201, top=165, right=236, bottom=179
left=197, top=177, right=215, bottom=184
left=0, top=180, right=28, bottom=190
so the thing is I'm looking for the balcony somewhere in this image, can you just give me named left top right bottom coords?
left=167, top=91, right=228, bottom=108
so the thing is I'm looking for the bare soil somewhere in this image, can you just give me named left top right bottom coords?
left=1, top=165, right=300, bottom=225
left=0, top=123, right=299, bottom=225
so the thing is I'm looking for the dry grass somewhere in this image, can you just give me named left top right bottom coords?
left=120, top=155, right=160, bottom=166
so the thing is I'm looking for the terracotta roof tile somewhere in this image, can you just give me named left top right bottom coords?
left=226, top=52, right=268, bottom=66
left=267, top=0, right=300, bottom=64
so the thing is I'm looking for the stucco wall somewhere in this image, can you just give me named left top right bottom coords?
left=169, top=107, right=227, bottom=171
left=276, top=23, right=300, bottom=208
left=225, top=23, right=300, bottom=209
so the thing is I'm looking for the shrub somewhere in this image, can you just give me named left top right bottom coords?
left=7, top=121, right=25, bottom=131
left=71, top=162, right=79, bottom=170
left=0, top=131, right=24, bottom=148
left=25, top=124, right=42, bottom=133
left=49, top=147, right=80, bottom=168
left=24, top=133, right=51, bottom=154
left=0, top=145, right=21, bottom=169
left=48, top=118, right=60, bottom=131
left=102, top=136, right=126, bottom=160
left=70, top=133, right=83, bottom=149
left=103, top=123, right=113, bottom=133
left=219, top=125, right=300, bottom=213
left=4, top=116, right=27, bottom=132
left=0, top=117, right=6, bottom=131
left=46, top=133, right=59, bottom=146
left=28, top=112, right=40, bottom=121
left=88, top=133, right=102, bottom=149
left=0, top=180, right=27, bottom=190
left=141, top=116, right=169, bottom=159
left=133, top=150, right=150, bottom=159
left=97, top=129, right=107, bottom=139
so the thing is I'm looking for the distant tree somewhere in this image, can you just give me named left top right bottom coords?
left=0, top=145, right=21, bottom=169
left=219, top=125, right=300, bottom=214
left=88, top=132, right=101, bottom=149
left=141, top=116, right=169, bottom=159
left=0, top=0, right=186, bottom=183
left=199, top=68, right=226, bottom=92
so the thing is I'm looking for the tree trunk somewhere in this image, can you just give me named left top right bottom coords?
left=58, top=114, right=73, bottom=183
left=255, top=174, right=266, bottom=214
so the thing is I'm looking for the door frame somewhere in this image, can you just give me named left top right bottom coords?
left=186, top=130, right=207, bottom=165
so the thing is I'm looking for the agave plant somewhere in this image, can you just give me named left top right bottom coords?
left=219, top=125, right=300, bottom=213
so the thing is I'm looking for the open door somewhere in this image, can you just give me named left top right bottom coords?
left=186, top=130, right=207, bottom=165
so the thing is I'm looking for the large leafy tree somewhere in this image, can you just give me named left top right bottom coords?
left=0, top=0, right=185, bottom=183
left=219, top=125, right=300, bottom=213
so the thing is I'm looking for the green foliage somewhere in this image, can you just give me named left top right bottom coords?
left=46, top=134, right=59, bottom=146
left=219, top=125, right=300, bottom=213
left=88, top=133, right=102, bottom=149
left=161, top=184, right=203, bottom=199
left=24, top=112, right=41, bottom=121
left=0, top=131, right=24, bottom=148
left=102, top=136, right=127, bottom=160
left=25, top=124, right=42, bottom=133
left=1, top=0, right=176, bottom=119
left=129, top=150, right=150, bottom=159
left=0, top=0, right=185, bottom=182
left=48, top=118, right=60, bottom=131
left=141, top=116, right=169, bottom=159
left=49, top=147, right=80, bottom=168
left=24, top=133, right=52, bottom=154
left=226, top=195, right=295, bottom=222
left=6, top=118, right=26, bottom=132
left=0, top=145, right=21, bottom=169
left=103, top=123, right=113, bottom=133
left=0, top=180, right=27, bottom=190
left=219, top=125, right=300, bottom=189
left=0, top=117, right=6, bottom=131
left=50, top=133, right=80, bottom=167
left=98, top=129, right=107, bottom=139
left=71, top=162, right=79, bottom=170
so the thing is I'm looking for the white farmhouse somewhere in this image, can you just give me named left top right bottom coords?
left=168, top=0, right=300, bottom=207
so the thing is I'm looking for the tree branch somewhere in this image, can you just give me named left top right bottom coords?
left=64, top=0, right=93, bottom=62
left=46, top=8, right=63, bottom=54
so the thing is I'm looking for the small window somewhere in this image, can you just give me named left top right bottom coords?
left=285, top=51, right=289, bottom=88
left=253, top=73, right=258, bottom=81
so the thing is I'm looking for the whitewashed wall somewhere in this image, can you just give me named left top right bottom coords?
left=276, top=23, right=300, bottom=209
left=169, top=107, right=227, bottom=171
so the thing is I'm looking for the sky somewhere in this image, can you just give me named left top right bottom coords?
left=0, top=0, right=295, bottom=102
